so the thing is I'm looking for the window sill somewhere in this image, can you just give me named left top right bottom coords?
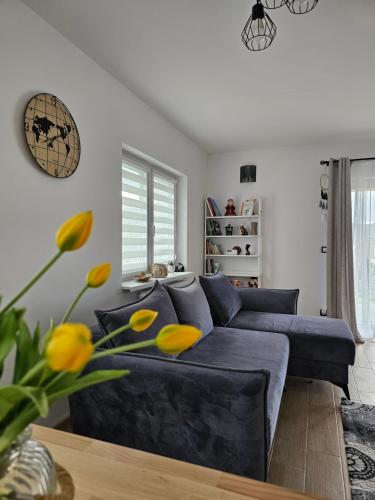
left=122, top=271, right=194, bottom=293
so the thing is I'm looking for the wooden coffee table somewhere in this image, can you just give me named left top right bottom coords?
left=33, top=425, right=316, bottom=499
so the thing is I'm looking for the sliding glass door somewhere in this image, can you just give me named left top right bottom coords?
left=352, top=160, right=375, bottom=340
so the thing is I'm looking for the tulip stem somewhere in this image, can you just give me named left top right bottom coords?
left=19, top=359, right=47, bottom=386
left=61, top=285, right=88, bottom=324
left=94, top=324, right=131, bottom=348
left=91, top=339, right=156, bottom=360
left=0, top=251, right=63, bottom=315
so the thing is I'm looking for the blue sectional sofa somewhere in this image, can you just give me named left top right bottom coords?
left=69, top=273, right=355, bottom=482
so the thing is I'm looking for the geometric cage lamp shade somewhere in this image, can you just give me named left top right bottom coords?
left=241, top=0, right=277, bottom=52
left=285, top=0, right=319, bottom=14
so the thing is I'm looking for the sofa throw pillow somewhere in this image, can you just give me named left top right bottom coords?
left=165, top=279, right=214, bottom=341
left=95, top=281, right=179, bottom=358
left=199, top=272, right=242, bottom=326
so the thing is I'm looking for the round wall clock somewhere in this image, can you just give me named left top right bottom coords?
left=24, top=93, right=81, bottom=178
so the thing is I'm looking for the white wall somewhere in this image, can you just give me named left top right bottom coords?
left=0, top=0, right=207, bottom=423
left=208, top=136, right=375, bottom=316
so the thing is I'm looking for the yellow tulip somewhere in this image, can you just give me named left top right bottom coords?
left=129, top=309, right=158, bottom=332
left=155, top=324, right=202, bottom=355
left=86, top=263, right=112, bottom=288
left=55, top=211, right=93, bottom=252
left=46, top=323, right=94, bottom=372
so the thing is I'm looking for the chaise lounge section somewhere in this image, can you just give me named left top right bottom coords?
left=69, top=274, right=355, bottom=482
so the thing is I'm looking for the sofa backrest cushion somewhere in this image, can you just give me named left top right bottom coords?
left=165, top=279, right=214, bottom=339
left=199, top=272, right=242, bottom=326
left=95, top=281, right=178, bottom=358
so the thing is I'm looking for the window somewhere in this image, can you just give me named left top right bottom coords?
left=122, top=155, right=176, bottom=277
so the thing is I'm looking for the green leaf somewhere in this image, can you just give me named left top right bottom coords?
left=13, top=321, right=35, bottom=384
left=32, top=323, right=41, bottom=352
left=0, top=385, right=49, bottom=420
left=0, top=311, right=18, bottom=373
left=48, top=370, right=130, bottom=402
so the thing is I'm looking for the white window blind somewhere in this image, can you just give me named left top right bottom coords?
left=153, top=175, right=175, bottom=264
left=122, top=162, right=148, bottom=274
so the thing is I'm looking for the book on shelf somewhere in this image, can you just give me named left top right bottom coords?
left=208, top=197, right=222, bottom=216
left=206, top=198, right=214, bottom=217
left=206, top=239, right=222, bottom=255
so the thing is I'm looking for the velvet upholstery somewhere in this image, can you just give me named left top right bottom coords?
left=180, top=327, right=289, bottom=445
left=95, top=281, right=178, bottom=358
left=237, top=288, right=299, bottom=315
left=199, top=272, right=241, bottom=326
left=228, top=310, right=355, bottom=365
left=70, top=352, right=270, bottom=481
left=165, top=279, right=214, bottom=338
left=70, top=285, right=356, bottom=483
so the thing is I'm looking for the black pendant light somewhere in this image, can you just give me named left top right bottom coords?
left=285, top=0, right=319, bottom=14
left=263, top=0, right=286, bottom=8
left=241, top=0, right=276, bottom=52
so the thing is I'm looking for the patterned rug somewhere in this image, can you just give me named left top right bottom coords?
left=341, top=399, right=375, bottom=500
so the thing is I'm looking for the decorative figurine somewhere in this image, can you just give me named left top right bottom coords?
left=248, top=278, right=258, bottom=288
left=175, top=262, right=185, bottom=272
left=240, top=225, right=248, bottom=235
left=231, top=279, right=241, bottom=287
left=225, top=224, right=233, bottom=236
left=245, top=244, right=251, bottom=255
left=233, top=246, right=242, bottom=255
left=167, top=261, right=175, bottom=274
left=225, top=198, right=236, bottom=216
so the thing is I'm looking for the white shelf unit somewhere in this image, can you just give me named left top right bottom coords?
left=204, top=198, right=263, bottom=287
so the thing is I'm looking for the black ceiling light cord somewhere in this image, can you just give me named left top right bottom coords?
left=242, top=0, right=319, bottom=52
left=241, top=0, right=277, bottom=52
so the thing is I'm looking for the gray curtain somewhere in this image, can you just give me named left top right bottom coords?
left=327, top=157, right=363, bottom=343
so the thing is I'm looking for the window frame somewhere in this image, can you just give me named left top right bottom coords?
left=122, top=152, right=177, bottom=280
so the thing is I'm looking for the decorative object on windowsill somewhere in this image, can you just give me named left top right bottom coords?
left=225, top=224, right=234, bottom=236
left=231, top=279, right=241, bottom=288
left=151, top=263, right=168, bottom=278
left=233, top=246, right=242, bottom=255
left=240, top=225, right=249, bottom=235
left=0, top=211, right=202, bottom=498
left=175, top=262, right=185, bottom=272
left=246, top=244, right=251, bottom=255
left=319, top=173, right=329, bottom=221
left=248, top=277, right=259, bottom=288
left=167, top=261, right=175, bottom=274
left=24, top=93, right=81, bottom=178
left=240, top=165, right=257, bottom=183
left=241, top=0, right=319, bottom=52
left=225, top=198, right=236, bottom=216
left=136, top=272, right=152, bottom=282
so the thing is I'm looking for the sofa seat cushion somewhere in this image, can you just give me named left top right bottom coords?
left=228, top=311, right=355, bottom=365
left=95, top=281, right=178, bottom=358
left=179, top=326, right=289, bottom=447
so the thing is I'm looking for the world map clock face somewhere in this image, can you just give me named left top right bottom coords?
left=24, top=93, right=81, bottom=178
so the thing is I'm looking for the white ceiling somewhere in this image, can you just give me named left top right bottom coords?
left=23, top=0, right=375, bottom=153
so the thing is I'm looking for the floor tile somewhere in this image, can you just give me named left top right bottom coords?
left=359, top=391, right=375, bottom=405
left=353, top=366, right=375, bottom=393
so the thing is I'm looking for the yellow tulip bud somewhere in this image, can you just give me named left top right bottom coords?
left=129, top=309, right=158, bottom=332
left=46, top=323, right=94, bottom=373
left=56, top=211, right=93, bottom=252
left=86, top=263, right=112, bottom=288
left=155, top=324, right=202, bottom=355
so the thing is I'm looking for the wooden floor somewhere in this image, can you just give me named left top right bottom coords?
left=268, top=341, right=375, bottom=500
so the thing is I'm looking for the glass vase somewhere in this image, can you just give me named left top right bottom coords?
left=0, top=426, right=56, bottom=498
